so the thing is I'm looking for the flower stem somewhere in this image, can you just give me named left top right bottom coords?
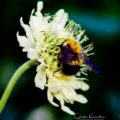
left=0, top=60, right=37, bottom=113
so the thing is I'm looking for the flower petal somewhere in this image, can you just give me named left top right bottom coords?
left=69, top=79, right=89, bottom=91
left=62, top=87, right=76, bottom=100
left=29, top=2, right=48, bottom=41
left=80, top=81, right=89, bottom=91
left=34, top=67, right=46, bottom=90
left=36, top=1, right=43, bottom=15
left=50, top=9, right=68, bottom=36
left=17, top=32, right=33, bottom=50
left=27, top=48, right=36, bottom=60
left=61, top=105, right=75, bottom=115
left=47, top=90, right=59, bottom=107
left=29, top=14, right=44, bottom=40
left=74, top=94, right=88, bottom=104
left=54, top=9, right=68, bottom=28
left=56, top=94, right=75, bottom=115
left=20, top=17, right=35, bottom=45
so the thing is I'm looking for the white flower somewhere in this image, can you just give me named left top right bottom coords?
left=17, top=1, right=95, bottom=115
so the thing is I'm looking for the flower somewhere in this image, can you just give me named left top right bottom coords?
left=17, top=1, right=94, bottom=115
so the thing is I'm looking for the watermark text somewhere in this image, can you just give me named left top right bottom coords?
left=74, top=112, right=105, bottom=120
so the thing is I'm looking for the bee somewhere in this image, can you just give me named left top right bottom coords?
left=58, top=39, right=99, bottom=75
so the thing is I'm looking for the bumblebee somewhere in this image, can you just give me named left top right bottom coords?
left=58, top=39, right=99, bottom=75
left=58, top=39, right=84, bottom=75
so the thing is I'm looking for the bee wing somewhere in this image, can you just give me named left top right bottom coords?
left=80, top=52, right=100, bottom=74
left=86, top=61, right=100, bottom=74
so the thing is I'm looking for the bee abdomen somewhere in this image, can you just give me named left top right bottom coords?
left=62, top=63, right=80, bottom=75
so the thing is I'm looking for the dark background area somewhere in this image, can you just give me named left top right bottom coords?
left=0, top=0, right=120, bottom=120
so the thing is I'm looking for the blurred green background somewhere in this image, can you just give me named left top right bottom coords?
left=0, top=0, right=120, bottom=120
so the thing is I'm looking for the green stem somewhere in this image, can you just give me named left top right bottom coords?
left=0, top=60, right=37, bottom=113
